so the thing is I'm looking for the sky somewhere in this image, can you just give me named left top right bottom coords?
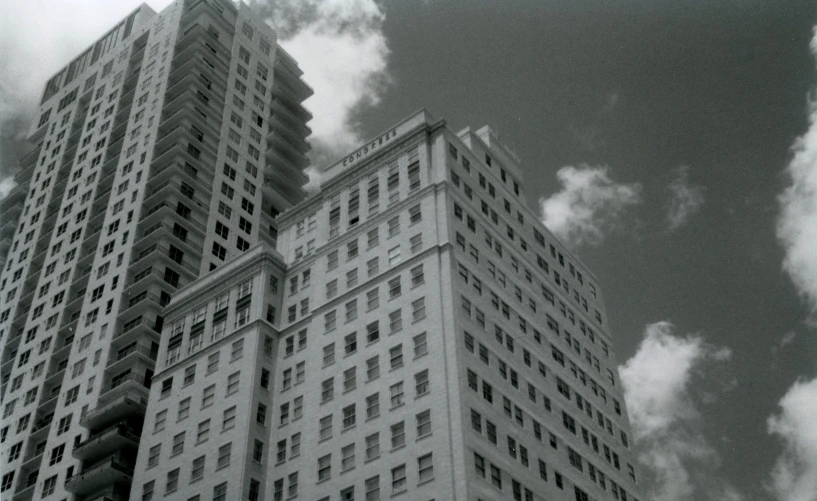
left=1, top=1, right=817, bottom=500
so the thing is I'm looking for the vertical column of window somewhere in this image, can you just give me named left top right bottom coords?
left=387, top=161, right=399, bottom=205
left=348, top=189, right=360, bottom=228
left=368, top=175, right=380, bottom=216
left=329, top=195, right=341, bottom=239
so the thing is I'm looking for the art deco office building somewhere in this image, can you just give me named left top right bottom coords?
left=128, top=110, right=643, bottom=501
left=0, top=0, right=312, bottom=499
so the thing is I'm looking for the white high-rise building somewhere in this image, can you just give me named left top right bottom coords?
left=128, top=110, right=644, bottom=501
left=0, top=1, right=312, bottom=499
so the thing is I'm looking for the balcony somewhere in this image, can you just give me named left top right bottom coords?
left=175, top=18, right=232, bottom=66
left=268, top=112, right=310, bottom=154
left=73, top=423, right=140, bottom=462
left=81, top=394, right=148, bottom=430
left=112, top=316, right=161, bottom=349
left=149, top=160, right=213, bottom=197
left=273, top=55, right=314, bottom=102
left=136, top=219, right=202, bottom=255
left=125, top=266, right=184, bottom=298
left=97, top=372, right=151, bottom=409
left=153, top=117, right=219, bottom=160
left=19, top=450, right=44, bottom=473
left=118, top=291, right=164, bottom=321
left=65, top=456, right=134, bottom=496
left=106, top=343, right=157, bottom=375
left=142, top=179, right=209, bottom=214
left=10, top=479, right=35, bottom=501
left=37, top=392, right=60, bottom=414
left=29, top=415, right=53, bottom=441
left=262, top=169, right=307, bottom=207
left=130, top=242, right=199, bottom=277
left=180, top=0, right=236, bottom=33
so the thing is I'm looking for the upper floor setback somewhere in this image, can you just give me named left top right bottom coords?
left=151, top=243, right=285, bottom=374
left=39, top=5, right=156, bottom=111
left=272, top=109, right=605, bottom=313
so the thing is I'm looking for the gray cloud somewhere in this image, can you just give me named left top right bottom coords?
left=251, top=0, right=392, bottom=170
left=619, top=321, right=742, bottom=501
left=0, top=0, right=174, bottom=181
left=667, top=165, right=705, bottom=231
left=768, top=25, right=817, bottom=501
left=539, top=164, right=642, bottom=247
left=767, top=378, right=817, bottom=501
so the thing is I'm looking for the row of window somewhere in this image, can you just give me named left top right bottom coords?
left=447, top=139, right=598, bottom=304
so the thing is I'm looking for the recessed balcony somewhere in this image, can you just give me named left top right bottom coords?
left=81, top=394, right=147, bottom=430
left=72, top=423, right=140, bottom=462
left=64, top=456, right=134, bottom=496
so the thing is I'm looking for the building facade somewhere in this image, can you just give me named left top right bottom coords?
left=129, top=110, right=643, bottom=501
left=0, top=0, right=312, bottom=499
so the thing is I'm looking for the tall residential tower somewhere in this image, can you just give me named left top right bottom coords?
left=0, top=0, right=312, bottom=499
left=128, top=110, right=644, bottom=501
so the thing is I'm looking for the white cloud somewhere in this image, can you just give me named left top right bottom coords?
left=539, top=165, right=641, bottom=247
left=619, top=321, right=741, bottom=501
left=0, top=0, right=174, bottom=177
left=0, top=0, right=173, bottom=127
left=301, top=165, right=325, bottom=194
left=767, top=378, right=817, bottom=501
left=254, top=0, right=391, bottom=168
left=0, top=176, right=17, bottom=199
left=777, top=28, right=817, bottom=316
left=667, top=165, right=704, bottom=230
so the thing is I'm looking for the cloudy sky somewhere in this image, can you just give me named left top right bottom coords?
left=2, top=1, right=817, bottom=499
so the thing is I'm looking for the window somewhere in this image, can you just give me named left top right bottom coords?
left=197, top=419, right=210, bottom=443
left=365, top=432, right=380, bottom=460
left=318, top=454, right=331, bottom=480
left=217, top=443, right=232, bottom=469
left=223, top=406, right=237, bottom=430
left=390, top=381, right=404, bottom=408
left=323, top=343, right=336, bottom=365
left=213, top=483, right=227, bottom=501
left=257, top=403, right=267, bottom=425
left=344, top=367, right=356, bottom=391
left=415, top=370, right=430, bottom=396
left=412, top=297, right=426, bottom=322
left=388, top=277, right=401, bottom=299
left=366, top=393, right=380, bottom=419
left=42, top=475, right=58, bottom=496
left=341, top=443, right=355, bottom=470
left=390, top=345, right=403, bottom=369
left=190, top=456, right=205, bottom=483
left=365, top=475, right=380, bottom=501
left=227, top=372, right=240, bottom=394
left=253, top=439, right=264, bottom=463
left=388, top=246, right=401, bottom=266
left=388, top=216, right=400, bottom=237
left=389, top=309, right=402, bottom=332
left=418, top=453, right=434, bottom=482
left=413, top=332, right=428, bottom=357
left=320, top=415, right=333, bottom=440
left=178, top=398, right=191, bottom=421
left=417, top=409, right=432, bottom=437
left=172, top=432, right=185, bottom=455
left=142, top=480, right=155, bottom=500
left=49, top=443, right=65, bottom=465
left=154, top=410, right=167, bottom=432
left=367, top=356, right=380, bottom=380
left=391, top=464, right=407, bottom=492
left=166, top=468, right=180, bottom=493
